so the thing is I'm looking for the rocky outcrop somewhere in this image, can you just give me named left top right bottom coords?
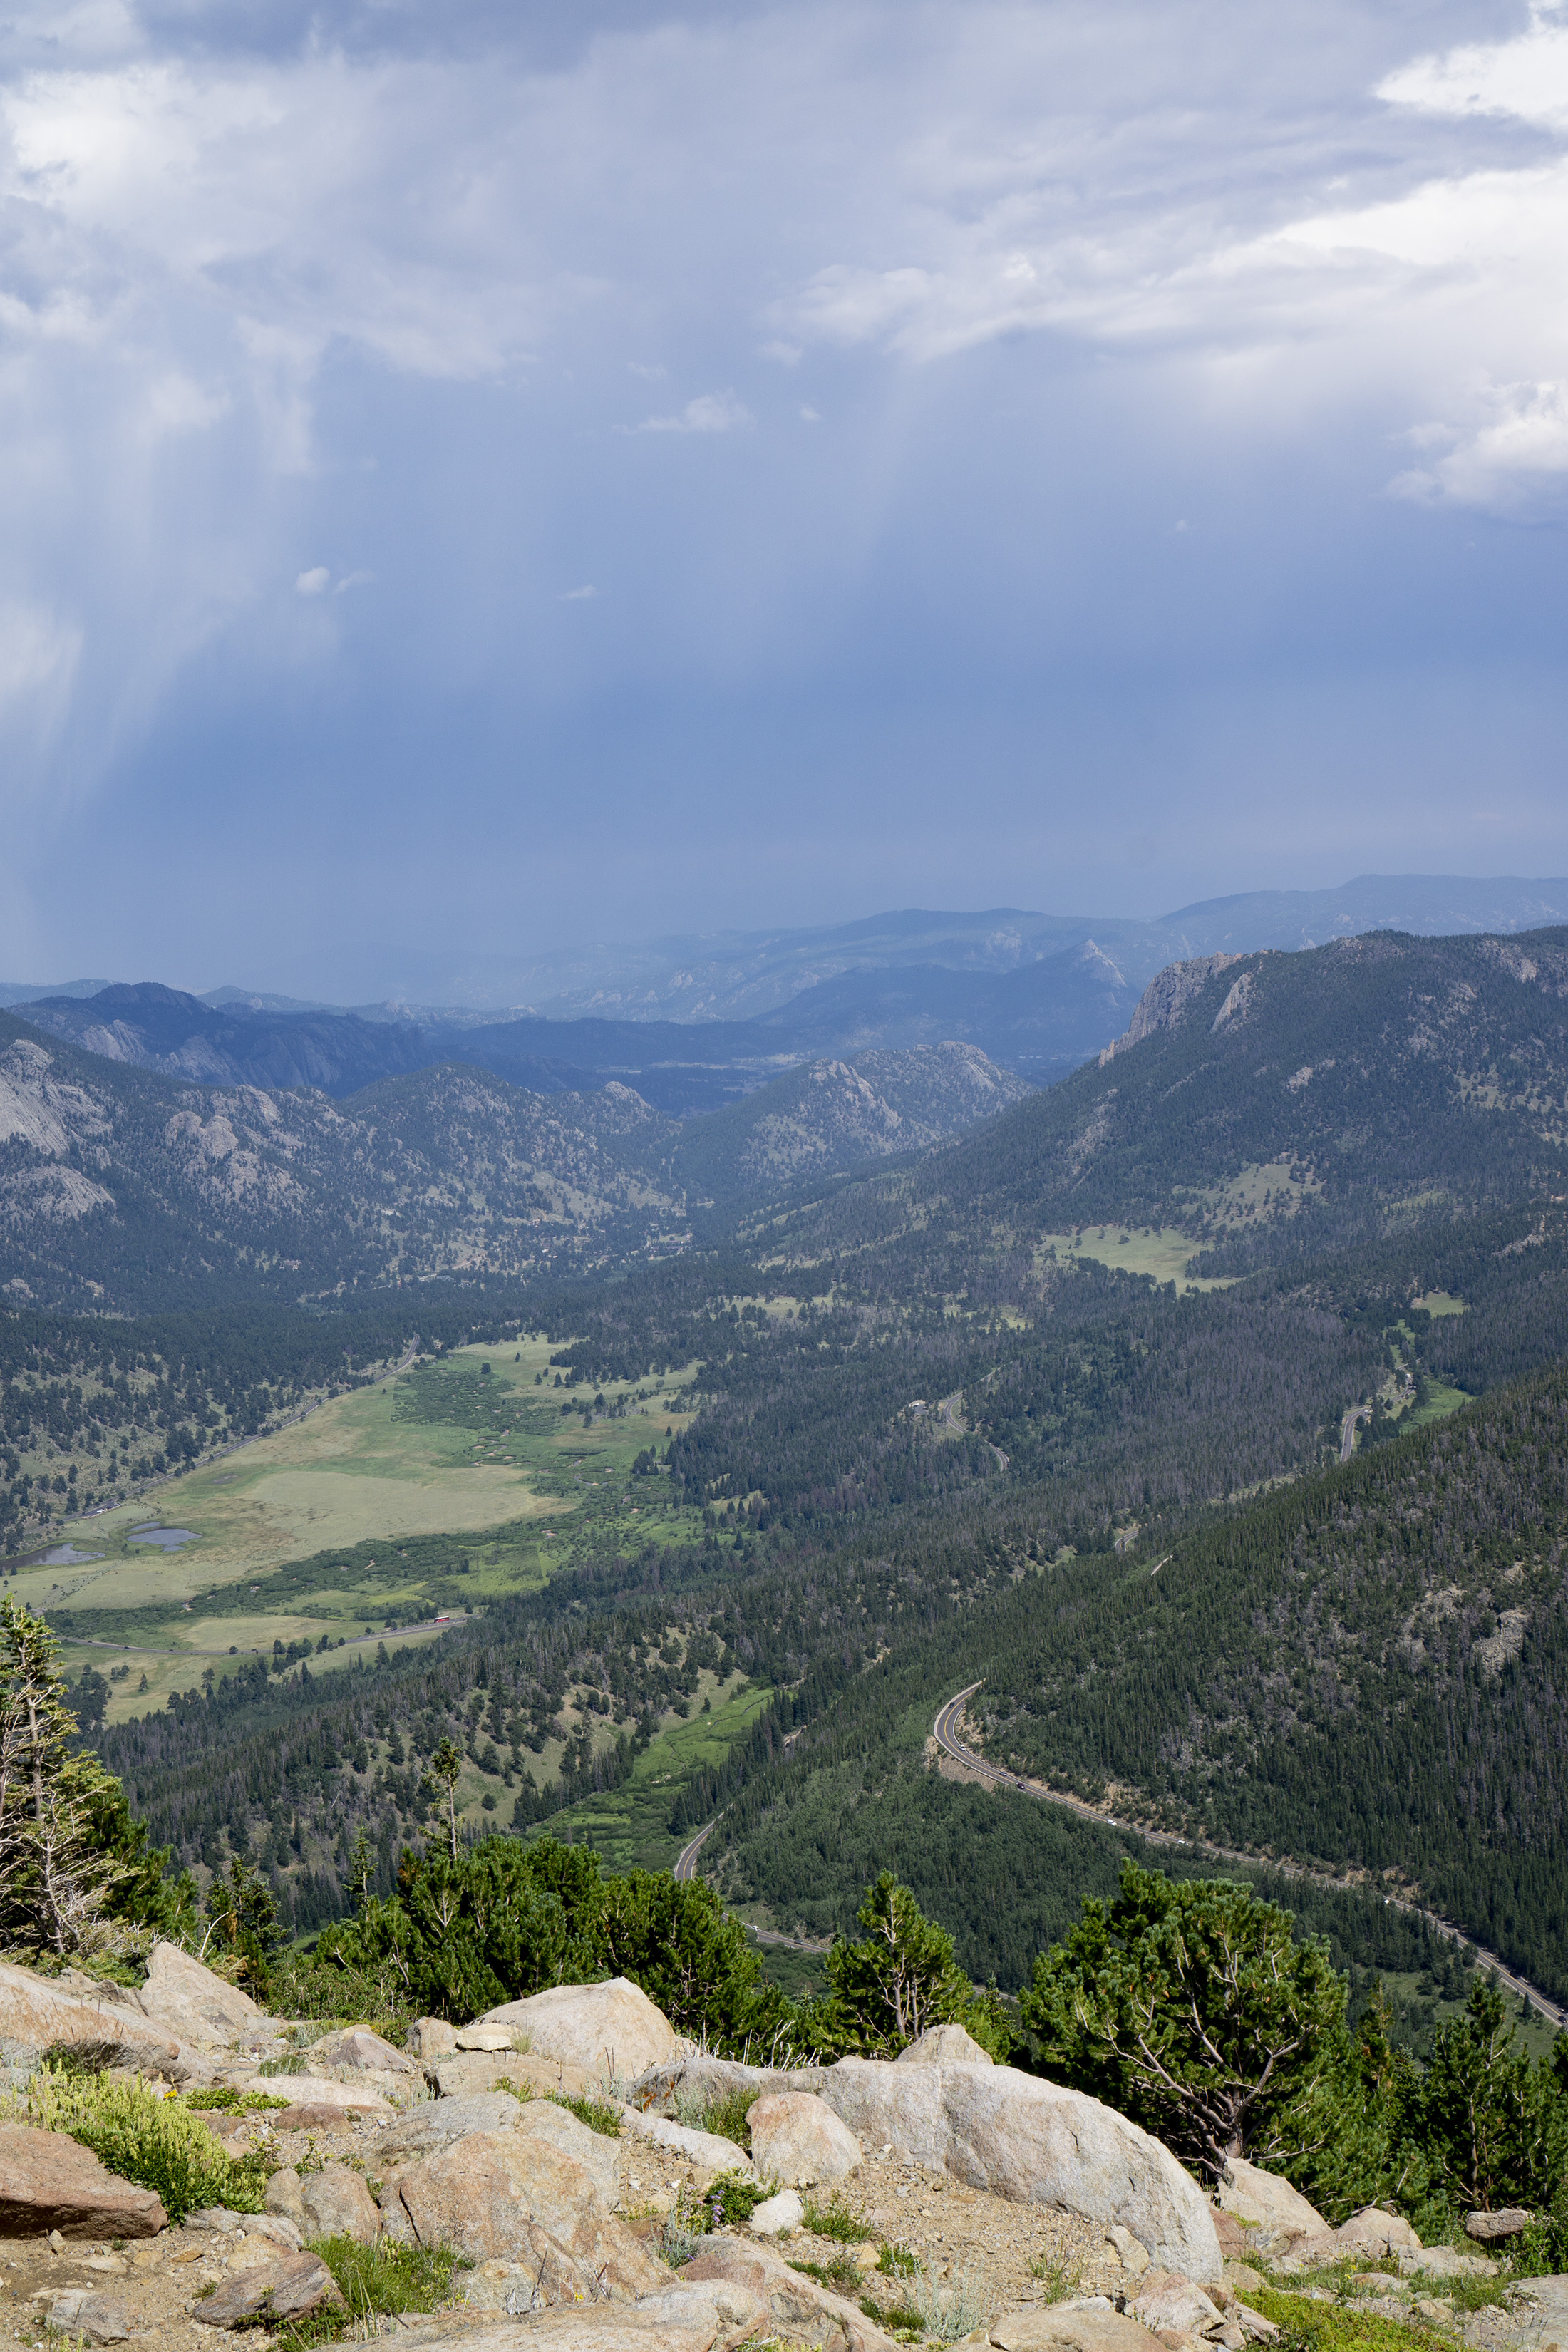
left=237, top=2073, right=391, bottom=2115
left=475, top=1978, right=678, bottom=2084
left=135, top=1944, right=267, bottom=2049
left=815, top=2059, right=1220, bottom=2282
left=430, top=2050, right=595, bottom=2103
left=393, top=2129, right=661, bottom=2296
left=378, top=2090, right=531, bottom=2161
left=1100, top=956, right=1246, bottom=1064
left=897, top=2022, right=994, bottom=2066
left=1216, top=2158, right=1326, bottom=2240
left=1468, top=2209, right=1532, bottom=2242
left=40, top=2290, right=130, bottom=2343
left=0, top=1963, right=194, bottom=2083
left=683, top=2235, right=902, bottom=2351
left=406, top=2285, right=768, bottom=2350
left=407, top=2017, right=458, bottom=2059
left=0, top=2124, right=167, bottom=2238
left=745, top=2090, right=861, bottom=2187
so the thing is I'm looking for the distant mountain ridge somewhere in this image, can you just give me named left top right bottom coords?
left=0, top=1011, right=1021, bottom=1311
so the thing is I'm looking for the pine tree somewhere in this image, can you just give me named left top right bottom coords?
left=0, top=1598, right=129, bottom=1956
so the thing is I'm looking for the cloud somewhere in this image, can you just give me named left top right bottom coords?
left=559, top=584, right=597, bottom=600
left=294, top=567, right=330, bottom=595
left=1388, top=381, right=1568, bottom=514
left=636, top=390, right=753, bottom=435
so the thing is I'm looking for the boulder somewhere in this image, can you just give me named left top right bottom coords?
left=394, top=2129, right=664, bottom=2296
left=631, top=2055, right=824, bottom=2115
left=137, top=1944, right=267, bottom=2047
left=475, top=1977, right=677, bottom=2086
left=746, top=2091, right=862, bottom=2187
left=0, top=2123, right=167, bottom=2238
left=1105, top=2226, right=1151, bottom=2277
left=1331, top=2209, right=1423, bottom=2259
left=378, top=2090, right=528, bottom=2160
left=1212, top=2212, right=1249, bottom=2261
left=304, top=2026, right=417, bottom=2075
left=747, top=2187, right=803, bottom=2236
left=958, top=2314, right=1161, bottom=2352
left=41, top=2291, right=130, bottom=2343
left=683, top=2235, right=902, bottom=2351
left=1468, top=2209, right=1532, bottom=2243
left=1223, top=2266, right=1267, bottom=2299
left=274, top=2101, right=386, bottom=2132
left=508, top=2095, right=624, bottom=2204
left=456, top=2024, right=517, bottom=2052
left=407, top=2016, right=459, bottom=2059
left=0, top=1961, right=192, bottom=2082
left=237, top=2073, right=391, bottom=2113
left=300, top=2163, right=382, bottom=2244
left=1129, top=2270, right=1227, bottom=2338
left=621, top=2109, right=749, bottom=2177
left=185, top=2209, right=301, bottom=2252
left=1217, top=2159, right=1326, bottom=2241
left=1413, top=2247, right=1497, bottom=2280
left=897, top=2022, right=995, bottom=2066
left=815, top=2058, right=1221, bottom=2284
left=264, top=2170, right=307, bottom=2227
left=192, top=2250, right=341, bottom=2328
left=430, top=2050, right=595, bottom=2103
left=403, top=2287, right=767, bottom=2351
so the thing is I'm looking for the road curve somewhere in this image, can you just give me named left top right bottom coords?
left=1340, top=1403, right=1371, bottom=1463
left=933, top=1684, right=1566, bottom=2028
left=674, top=1818, right=716, bottom=1882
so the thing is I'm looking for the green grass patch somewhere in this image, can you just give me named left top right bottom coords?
left=3, top=2065, right=266, bottom=2222
left=525, top=1676, right=774, bottom=1870
left=1249, top=2284, right=1455, bottom=2352
left=789, top=2251, right=866, bottom=2294
left=802, top=2193, right=875, bottom=2243
left=550, top=2090, right=622, bottom=2138
left=183, top=2088, right=291, bottom=2114
left=674, top=2081, right=755, bottom=2151
left=275, top=2234, right=466, bottom=2351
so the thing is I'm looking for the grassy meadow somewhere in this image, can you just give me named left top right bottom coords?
left=24, top=1339, right=704, bottom=1721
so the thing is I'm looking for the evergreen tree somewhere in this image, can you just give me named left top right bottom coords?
left=815, top=1872, right=976, bottom=2056
left=0, top=1598, right=130, bottom=1956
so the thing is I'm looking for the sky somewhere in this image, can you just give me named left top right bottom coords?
left=3, top=0, right=1568, bottom=999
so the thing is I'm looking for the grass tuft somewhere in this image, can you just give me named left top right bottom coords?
left=1029, top=2252, right=1083, bottom=2302
left=549, top=2090, right=622, bottom=2138
left=802, top=2193, right=873, bottom=2244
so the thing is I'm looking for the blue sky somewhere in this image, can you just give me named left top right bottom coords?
left=4, top=0, right=1568, bottom=999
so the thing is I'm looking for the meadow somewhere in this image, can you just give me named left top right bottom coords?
left=26, top=1338, right=703, bottom=1721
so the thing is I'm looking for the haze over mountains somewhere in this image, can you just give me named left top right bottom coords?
left=7, top=873, right=1567, bottom=1105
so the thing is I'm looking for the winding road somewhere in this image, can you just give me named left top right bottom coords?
left=1339, top=1402, right=1371, bottom=1463
left=932, top=1682, right=1566, bottom=2028
left=673, top=1819, right=716, bottom=1882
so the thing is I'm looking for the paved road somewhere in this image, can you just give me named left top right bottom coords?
left=673, top=1819, right=716, bottom=1882
left=1340, top=1403, right=1371, bottom=1463
left=933, top=1683, right=1567, bottom=2028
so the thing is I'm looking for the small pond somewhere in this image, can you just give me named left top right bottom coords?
left=128, top=1526, right=200, bottom=1549
left=12, top=1544, right=103, bottom=1568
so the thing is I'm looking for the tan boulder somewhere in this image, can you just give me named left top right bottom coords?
left=897, top=2022, right=994, bottom=2066
left=192, top=2249, right=341, bottom=2328
left=508, top=2095, right=624, bottom=2204
left=300, top=2164, right=382, bottom=2244
left=304, top=2026, right=417, bottom=2075
left=456, top=2024, right=517, bottom=2052
left=959, top=2313, right=1163, bottom=2352
left=403, top=2285, right=766, bottom=2351
left=264, top=2170, right=307, bottom=2227
left=394, top=2128, right=664, bottom=2296
left=1329, top=2209, right=1422, bottom=2259
left=816, top=2058, right=1221, bottom=2284
left=1130, top=2269, right=1227, bottom=2336
left=1467, top=2210, right=1532, bottom=2243
left=746, top=2091, right=862, bottom=2187
left=620, top=2108, right=750, bottom=2176
left=683, top=2237, right=900, bottom=2352
left=0, top=2123, right=166, bottom=2238
left=407, top=2016, right=458, bottom=2059
left=377, top=2090, right=529, bottom=2160
left=475, top=1978, right=676, bottom=2085
left=432, top=2049, right=594, bottom=2103
left=1217, top=2159, right=1326, bottom=2242
left=0, top=1961, right=191, bottom=2082
left=138, top=1944, right=267, bottom=2047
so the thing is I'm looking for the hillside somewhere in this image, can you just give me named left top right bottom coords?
left=0, top=1013, right=1026, bottom=1313
left=766, top=927, right=1568, bottom=1274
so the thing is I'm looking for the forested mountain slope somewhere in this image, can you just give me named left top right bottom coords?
left=0, top=1012, right=1027, bottom=1313
left=763, top=928, right=1568, bottom=1272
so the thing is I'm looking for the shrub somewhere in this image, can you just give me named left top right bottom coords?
left=802, top=2193, right=874, bottom=2242
left=6, top=2065, right=266, bottom=2222
left=674, top=2082, right=755, bottom=2150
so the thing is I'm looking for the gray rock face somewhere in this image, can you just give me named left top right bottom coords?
left=407, top=2285, right=767, bottom=2350
left=507, top=2095, right=624, bottom=2204
left=815, top=2059, right=1221, bottom=2283
left=630, top=2054, right=825, bottom=2115
left=959, top=2311, right=1162, bottom=2352
left=264, top=2170, right=307, bottom=2227
left=0, top=1963, right=190, bottom=2082
left=746, top=2091, right=862, bottom=2187
left=407, top=2017, right=458, bottom=2060
left=137, top=1944, right=267, bottom=2048
left=42, top=2290, right=130, bottom=2342
left=683, top=2237, right=901, bottom=2352
left=300, top=2164, right=382, bottom=2244
left=376, top=2091, right=524, bottom=2160
left=0, top=2123, right=167, bottom=2239
left=619, top=2108, right=749, bottom=2177
left=1468, top=2209, right=1532, bottom=2242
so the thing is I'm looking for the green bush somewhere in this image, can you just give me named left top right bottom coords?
left=184, top=2088, right=289, bottom=2115
left=1248, top=2285, right=1455, bottom=2352
left=802, top=2193, right=874, bottom=2243
left=5, top=2065, right=266, bottom=2222
left=550, top=2090, right=622, bottom=2139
